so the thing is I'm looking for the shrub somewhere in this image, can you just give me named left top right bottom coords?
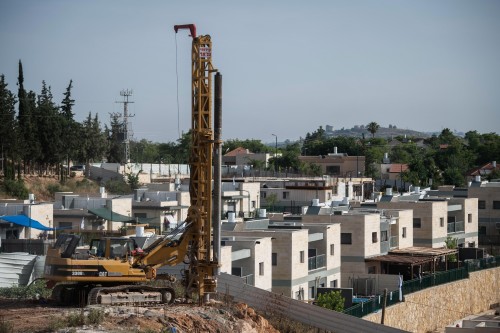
left=0, top=316, right=13, bottom=333
left=87, top=308, right=105, bottom=325
left=105, top=178, right=131, bottom=195
left=0, top=280, right=51, bottom=299
left=66, top=310, right=85, bottom=327
left=316, top=291, right=345, bottom=312
left=2, top=179, right=29, bottom=199
left=47, top=183, right=62, bottom=195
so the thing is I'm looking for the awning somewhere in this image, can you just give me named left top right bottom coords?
left=88, top=208, right=156, bottom=224
left=0, top=215, right=63, bottom=231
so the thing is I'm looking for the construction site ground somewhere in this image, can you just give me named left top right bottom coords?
left=0, top=297, right=281, bottom=333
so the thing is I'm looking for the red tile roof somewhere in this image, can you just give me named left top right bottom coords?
left=468, top=162, right=500, bottom=176
left=225, top=147, right=253, bottom=157
left=389, top=163, right=409, bottom=173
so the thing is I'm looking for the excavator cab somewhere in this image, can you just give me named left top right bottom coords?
left=88, top=238, right=136, bottom=259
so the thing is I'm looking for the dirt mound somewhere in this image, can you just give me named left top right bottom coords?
left=0, top=298, right=279, bottom=333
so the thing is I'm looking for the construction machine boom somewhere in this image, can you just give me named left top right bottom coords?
left=43, top=24, right=219, bottom=305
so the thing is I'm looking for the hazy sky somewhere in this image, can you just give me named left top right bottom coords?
left=1, top=0, right=499, bottom=144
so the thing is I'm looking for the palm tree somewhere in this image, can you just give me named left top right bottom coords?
left=367, top=122, right=380, bottom=138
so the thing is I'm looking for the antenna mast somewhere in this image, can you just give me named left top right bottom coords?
left=115, top=89, right=134, bottom=163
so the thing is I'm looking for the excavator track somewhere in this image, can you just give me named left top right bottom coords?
left=87, top=285, right=175, bottom=306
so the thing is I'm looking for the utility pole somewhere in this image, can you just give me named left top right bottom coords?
left=381, top=288, right=388, bottom=325
left=115, top=89, right=134, bottom=164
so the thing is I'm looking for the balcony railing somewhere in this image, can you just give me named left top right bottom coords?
left=308, top=254, right=326, bottom=270
left=447, top=221, right=465, bottom=233
left=241, top=274, right=254, bottom=286
left=390, top=236, right=398, bottom=249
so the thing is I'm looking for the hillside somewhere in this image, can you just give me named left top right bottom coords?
left=325, top=124, right=431, bottom=139
left=1, top=175, right=101, bottom=202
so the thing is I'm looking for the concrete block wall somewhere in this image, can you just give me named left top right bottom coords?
left=395, top=209, right=414, bottom=249
left=378, top=201, right=449, bottom=248
left=364, top=267, right=500, bottom=333
left=469, top=185, right=500, bottom=238
left=462, top=197, right=479, bottom=246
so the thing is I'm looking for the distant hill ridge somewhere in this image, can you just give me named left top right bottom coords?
left=325, top=124, right=434, bottom=139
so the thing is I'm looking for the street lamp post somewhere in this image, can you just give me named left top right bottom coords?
left=271, top=134, right=277, bottom=172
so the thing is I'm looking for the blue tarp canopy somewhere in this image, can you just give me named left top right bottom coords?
left=0, top=215, right=62, bottom=231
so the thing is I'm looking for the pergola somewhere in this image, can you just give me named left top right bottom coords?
left=366, top=247, right=459, bottom=280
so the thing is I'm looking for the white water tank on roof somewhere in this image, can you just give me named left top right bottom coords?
left=312, top=199, right=320, bottom=206
left=258, top=209, right=266, bottom=218
left=228, top=212, right=236, bottom=223
left=414, top=186, right=420, bottom=194
left=386, top=188, right=393, bottom=196
left=136, top=226, right=144, bottom=237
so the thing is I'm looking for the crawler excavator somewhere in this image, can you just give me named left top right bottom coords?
left=44, top=24, right=219, bottom=306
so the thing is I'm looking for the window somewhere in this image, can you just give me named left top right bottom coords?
left=372, top=232, right=378, bottom=243
left=413, top=218, right=422, bottom=228
left=251, top=201, right=256, bottom=209
left=309, top=286, right=315, bottom=299
left=283, top=191, right=290, bottom=199
left=468, top=214, right=472, bottom=223
left=326, top=165, right=340, bottom=175
left=440, top=217, right=444, bottom=227
left=341, top=233, right=352, bottom=244
left=402, top=227, right=407, bottom=238
left=478, top=200, right=486, bottom=209
left=59, top=221, right=73, bottom=229
left=469, top=242, right=475, bottom=248
left=368, top=266, right=376, bottom=274
left=272, top=253, right=277, bottom=266
left=330, top=244, right=335, bottom=256
left=260, top=191, right=267, bottom=199
left=493, top=201, right=500, bottom=209
left=327, top=192, right=332, bottom=200
left=333, top=185, right=338, bottom=195
left=330, top=280, right=338, bottom=288
left=300, top=251, right=305, bottom=263
left=259, top=262, right=264, bottom=276
left=381, top=230, right=388, bottom=242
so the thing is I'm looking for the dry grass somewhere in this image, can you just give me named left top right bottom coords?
left=6, top=175, right=101, bottom=202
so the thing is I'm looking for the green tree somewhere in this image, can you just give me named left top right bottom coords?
left=0, top=74, right=18, bottom=179
left=366, top=122, right=380, bottom=138
left=316, top=291, right=345, bottom=312
left=444, top=236, right=458, bottom=262
left=37, top=81, right=64, bottom=167
left=80, top=112, right=107, bottom=165
left=265, top=193, right=278, bottom=212
left=247, top=158, right=265, bottom=170
left=106, top=113, right=124, bottom=163
left=222, top=139, right=269, bottom=154
left=178, top=131, right=192, bottom=164
left=60, top=80, right=79, bottom=173
left=126, top=168, right=142, bottom=190
left=17, top=60, right=40, bottom=176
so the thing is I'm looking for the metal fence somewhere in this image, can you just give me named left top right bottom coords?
left=344, top=267, right=468, bottom=317
left=344, top=257, right=500, bottom=318
left=217, top=273, right=407, bottom=333
left=465, top=255, right=499, bottom=272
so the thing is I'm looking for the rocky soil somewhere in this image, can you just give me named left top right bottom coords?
left=0, top=298, right=280, bottom=333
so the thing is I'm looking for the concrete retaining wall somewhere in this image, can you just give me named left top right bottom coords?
left=364, top=267, right=500, bottom=333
